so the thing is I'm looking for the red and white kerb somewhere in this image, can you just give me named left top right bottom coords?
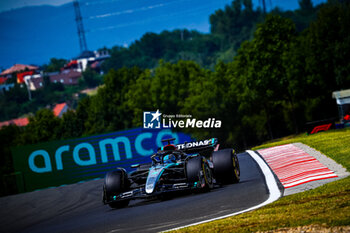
left=258, top=144, right=338, bottom=188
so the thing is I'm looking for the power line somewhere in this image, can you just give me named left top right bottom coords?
left=88, top=3, right=166, bottom=19
left=81, top=0, right=233, bottom=34
left=85, top=0, right=186, bottom=20
left=87, top=2, right=222, bottom=33
left=83, top=0, right=123, bottom=6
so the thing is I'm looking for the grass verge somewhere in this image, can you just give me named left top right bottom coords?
left=172, top=128, right=350, bottom=232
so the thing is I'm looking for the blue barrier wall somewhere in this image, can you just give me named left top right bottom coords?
left=11, top=128, right=193, bottom=192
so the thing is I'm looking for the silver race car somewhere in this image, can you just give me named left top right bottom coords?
left=103, top=138, right=240, bottom=209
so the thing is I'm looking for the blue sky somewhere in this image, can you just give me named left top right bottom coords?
left=0, top=0, right=327, bottom=13
left=0, top=0, right=327, bottom=68
left=0, top=0, right=72, bottom=12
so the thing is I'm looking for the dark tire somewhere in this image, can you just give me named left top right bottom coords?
left=212, top=149, right=240, bottom=184
left=186, top=156, right=213, bottom=190
left=103, top=169, right=130, bottom=209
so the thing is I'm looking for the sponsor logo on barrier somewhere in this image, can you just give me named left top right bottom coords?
left=306, top=119, right=336, bottom=134
left=27, top=130, right=178, bottom=173
left=310, top=123, right=332, bottom=134
left=11, top=128, right=192, bottom=192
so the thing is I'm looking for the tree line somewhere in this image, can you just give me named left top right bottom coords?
left=101, top=0, right=321, bottom=71
left=1, top=0, right=349, bottom=196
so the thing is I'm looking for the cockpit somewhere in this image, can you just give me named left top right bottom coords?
left=163, top=153, right=177, bottom=163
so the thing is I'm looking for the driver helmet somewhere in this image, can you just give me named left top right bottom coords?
left=163, top=154, right=176, bottom=163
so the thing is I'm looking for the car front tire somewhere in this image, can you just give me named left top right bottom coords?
left=103, top=168, right=130, bottom=209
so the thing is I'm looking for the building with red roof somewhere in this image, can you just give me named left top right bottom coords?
left=24, top=74, right=44, bottom=90
left=49, top=70, right=81, bottom=85
left=22, top=70, right=82, bottom=92
left=1, top=64, right=39, bottom=77
left=0, top=77, right=8, bottom=85
left=0, top=103, right=68, bottom=129
left=17, top=70, right=34, bottom=84
left=53, top=103, right=68, bottom=117
left=0, top=117, right=29, bottom=128
left=62, top=60, right=78, bottom=71
left=61, top=50, right=110, bottom=73
left=0, top=77, right=14, bottom=93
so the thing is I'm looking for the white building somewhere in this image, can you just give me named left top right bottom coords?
left=332, top=89, right=350, bottom=122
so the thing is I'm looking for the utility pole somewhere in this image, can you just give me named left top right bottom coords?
left=23, top=77, right=32, bottom=101
left=73, top=0, right=88, bottom=53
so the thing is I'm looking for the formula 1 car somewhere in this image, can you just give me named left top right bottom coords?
left=102, top=138, right=240, bottom=209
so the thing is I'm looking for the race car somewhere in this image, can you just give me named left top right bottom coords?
left=102, top=138, right=240, bottom=209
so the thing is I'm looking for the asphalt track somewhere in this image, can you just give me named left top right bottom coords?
left=0, top=152, right=275, bottom=233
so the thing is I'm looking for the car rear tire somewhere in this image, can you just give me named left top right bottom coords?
left=186, top=156, right=213, bottom=191
left=212, top=149, right=240, bottom=184
left=103, top=168, right=130, bottom=209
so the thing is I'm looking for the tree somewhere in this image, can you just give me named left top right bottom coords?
left=209, top=0, right=263, bottom=49
left=126, top=60, right=210, bottom=128
left=59, top=110, right=84, bottom=139
left=20, top=109, right=61, bottom=144
left=125, top=70, right=153, bottom=127
left=82, top=67, right=102, bottom=88
left=296, top=1, right=350, bottom=120
left=181, top=61, right=243, bottom=148
left=0, top=124, right=22, bottom=195
left=44, top=58, right=67, bottom=72
left=82, top=67, right=143, bottom=134
left=0, top=125, right=21, bottom=173
left=150, top=60, right=207, bottom=114
left=75, top=96, right=90, bottom=135
left=234, top=14, right=297, bottom=140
